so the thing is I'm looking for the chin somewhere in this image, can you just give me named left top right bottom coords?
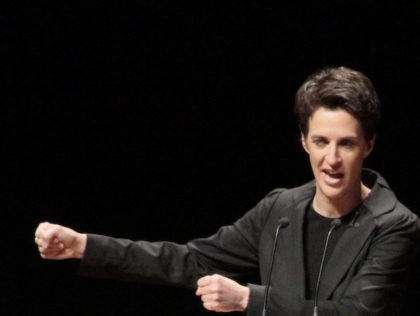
left=318, top=184, right=347, bottom=200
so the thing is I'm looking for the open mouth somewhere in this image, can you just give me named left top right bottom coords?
left=322, top=170, right=344, bottom=184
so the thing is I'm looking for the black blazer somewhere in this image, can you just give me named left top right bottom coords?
left=79, top=169, right=420, bottom=315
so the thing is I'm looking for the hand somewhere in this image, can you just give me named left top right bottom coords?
left=196, top=274, right=250, bottom=313
left=34, top=222, right=87, bottom=260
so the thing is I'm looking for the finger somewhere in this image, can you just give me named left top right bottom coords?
left=197, top=274, right=223, bottom=288
left=35, top=237, right=43, bottom=248
left=39, top=242, right=64, bottom=252
left=196, top=282, right=214, bottom=296
left=35, top=222, right=51, bottom=238
left=38, top=240, right=61, bottom=251
left=197, top=274, right=225, bottom=296
left=200, top=293, right=220, bottom=303
left=39, top=247, right=60, bottom=257
left=201, top=295, right=219, bottom=311
left=36, top=236, right=63, bottom=253
left=42, top=225, right=62, bottom=246
left=43, top=224, right=59, bottom=239
left=43, top=248, right=75, bottom=260
left=196, top=286, right=205, bottom=296
left=35, top=225, right=50, bottom=243
left=196, top=276, right=212, bottom=295
left=40, top=246, right=72, bottom=260
left=202, top=301, right=216, bottom=311
left=197, top=275, right=213, bottom=287
left=34, top=223, right=45, bottom=237
left=202, top=300, right=226, bottom=312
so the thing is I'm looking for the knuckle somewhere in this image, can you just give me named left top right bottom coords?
left=204, top=302, right=215, bottom=311
left=213, top=274, right=221, bottom=280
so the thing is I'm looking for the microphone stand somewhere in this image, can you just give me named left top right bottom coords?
left=262, top=217, right=289, bottom=316
left=313, top=219, right=342, bottom=316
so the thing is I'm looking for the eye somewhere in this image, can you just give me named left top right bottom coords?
left=312, top=138, right=328, bottom=147
left=340, top=139, right=356, bottom=148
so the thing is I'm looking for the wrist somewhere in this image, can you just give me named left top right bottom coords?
left=74, top=233, right=87, bottom=259
left=239, top=286, right=250, bottom=311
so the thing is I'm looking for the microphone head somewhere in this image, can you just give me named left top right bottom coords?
left=278, top=217, right=290, bottom=228
left=331, top=218, right=342, bottom=228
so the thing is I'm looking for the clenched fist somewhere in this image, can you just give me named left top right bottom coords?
left=196, top=274, right=250, bottom=312
left=34, top=222, right=87, bottom=260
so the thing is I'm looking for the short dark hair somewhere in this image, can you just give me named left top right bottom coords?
left=294, top=66, right=381, bottom=140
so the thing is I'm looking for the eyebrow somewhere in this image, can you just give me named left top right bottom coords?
left=310, top=135, right=359, bottom=141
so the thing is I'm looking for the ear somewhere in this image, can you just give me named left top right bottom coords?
left=301, top=133, right=309, bottom=154
left=363, top=135, right=376, bottom=158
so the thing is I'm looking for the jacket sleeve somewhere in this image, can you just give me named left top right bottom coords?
left=246, top=206, right=420, bottom=316
left=77, top=192, right=280, bottom=288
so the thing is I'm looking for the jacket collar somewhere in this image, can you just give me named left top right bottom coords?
left=290, top=169, right=397, bottom=218
left=359, top=169, right=397, bottom=217
left=283, top=169, right=397, bottom=299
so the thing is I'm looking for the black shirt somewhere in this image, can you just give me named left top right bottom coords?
left=303, top=202, right=358, bottom=299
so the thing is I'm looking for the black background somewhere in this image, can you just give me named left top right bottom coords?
left=3, top=1, right=420, bottom=315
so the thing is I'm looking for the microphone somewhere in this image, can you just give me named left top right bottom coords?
left=313, top=218, right=342, bottom=316
left=262, top=217, right=290, bottom=316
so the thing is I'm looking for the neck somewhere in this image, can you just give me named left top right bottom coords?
left=313, top=183, right=370, bottom=218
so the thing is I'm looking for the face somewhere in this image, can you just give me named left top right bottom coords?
left=301, top=107, right=374, bottom=204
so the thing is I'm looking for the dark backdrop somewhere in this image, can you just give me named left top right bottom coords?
left=3, top=1, right=419, bottom=315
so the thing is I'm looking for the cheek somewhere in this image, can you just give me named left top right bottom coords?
left=345, top=153, right=365, bottom=169
left=308, top=152, right=323, bottom=167
left=308, top=148, right=323, bottom=160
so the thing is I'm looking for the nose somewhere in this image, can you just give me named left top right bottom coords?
left=325, top=145, right=341, bottom=165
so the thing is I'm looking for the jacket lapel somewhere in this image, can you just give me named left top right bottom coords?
left=317, top=171, right=397, bottom=299
left=273, top=169, right=396, bottom=300
left=318, top=205, right=376, bottom=299
left=287, top=198, right=307, bottom=298
left=273, top=188, right=312, bottom=299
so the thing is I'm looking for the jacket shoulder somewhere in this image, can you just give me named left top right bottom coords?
left=265, top=187, right=288, bottom=197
